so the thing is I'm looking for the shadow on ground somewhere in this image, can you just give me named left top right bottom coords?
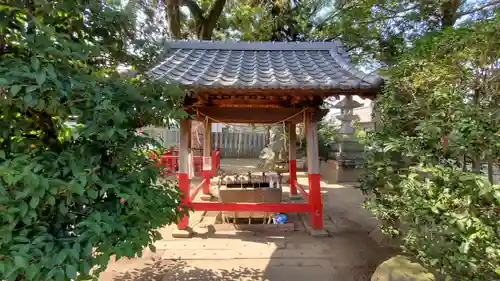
left=113, top=260, right=264, bottom=281
left=104, top=226, right=393, bottom=281
left=109, top=243, right=390, bottom=281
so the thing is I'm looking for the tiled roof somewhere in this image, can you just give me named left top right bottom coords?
left=149, top=41, right=383, bottom=90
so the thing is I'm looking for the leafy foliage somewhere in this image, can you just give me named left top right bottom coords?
left=223, top=0, right=323, bottom=41
left=316, top=0, right=500, bottom=65
left=316, top=121, right=339, bottom=160
left=0, top=1, right=186, bottom=280
left=139, top=0, right=329, bottom=41
left=156, top=0, right=228, bottom=40
left=360, top=10, right=500, bottom=280
left=296, top=121, right=340, bottom=161
left=365, top=165, right=500, bottom=279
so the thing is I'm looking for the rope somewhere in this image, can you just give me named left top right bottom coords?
left=193, top=108, right=309, bottom=156
left=194, top=107, right=309, bottom=129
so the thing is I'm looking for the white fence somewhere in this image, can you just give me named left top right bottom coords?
left=217, top=131, right=266, bottom=158
left=141, top=127, right=266, bottom=158
left=141, top=127, right=180, bottom=148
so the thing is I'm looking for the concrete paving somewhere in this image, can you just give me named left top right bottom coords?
left=99, top=159, right=394, bottom=281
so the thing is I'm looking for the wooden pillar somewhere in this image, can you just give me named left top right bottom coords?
left=303, top=111, right=309, bottom=167
left=178, top=118, right=191, bottom=230
left=288, top=123, right=297, bottom=196
left=211, top=150, right=218, bottom=176
left=210, top=124, right=219, bottom=176
left=214, top=123, right=220, bottom=150
left=202, top=120, right=212, bottom=196
left=188, top=125, right=192, bottom=151
left=188, top=124, right=194, bottom=179
left=306, top=112, right=323, bottom=230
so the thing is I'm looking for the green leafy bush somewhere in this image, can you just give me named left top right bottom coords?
left=317, top=121, right=338, bottom=161
left=363, top=162, right=500, bottom=279
left=0, top=1, right=185, bottom=280
left=360, top=17, right=500, bottom=280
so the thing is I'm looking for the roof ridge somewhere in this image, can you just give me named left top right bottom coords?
left=164, top=40, right=343, bottom=51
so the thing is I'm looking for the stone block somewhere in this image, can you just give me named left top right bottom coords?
left=337, top=167, right=364, bottom=183
left=199, top=194, right=213, bottom=201
left=218, top=186, right=282, bottom=220
left=320, top=160, right=365, bottom=183
left=298, top=213, right=330, bottom=237
left=309, top=228, right=330, bottom=237
left=289, top=194, right=303, bottom=201
left=371, top=255, right=436, bottom=281
left=213, top=222, right=295, bottom=232
left=320, top=160, right=338, bottom=184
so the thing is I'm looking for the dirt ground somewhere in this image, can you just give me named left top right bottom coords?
left=99, top=159, right=394, bottom=281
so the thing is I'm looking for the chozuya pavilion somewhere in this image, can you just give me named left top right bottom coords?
left=148, top=40, right=383, bottom=237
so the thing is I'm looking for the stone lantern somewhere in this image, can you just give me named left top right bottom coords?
left=331, top=96, right=365, bottom=182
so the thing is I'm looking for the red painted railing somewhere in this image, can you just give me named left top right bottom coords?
left=295, top=182, right=309, bottom=202
left=175, top=155, right=323, bottom=232
left=150, top=147, right=220, bottom=176
left=158, top=155, right=204, bottom=175
left=190, top=178, right=206, bottom=200
left=189, top=202, right=310, bottom=212
left=211, top=149, right=221, bottom=176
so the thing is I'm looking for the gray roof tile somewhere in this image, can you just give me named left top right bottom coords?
left=149, top=41, right=383, bottom=90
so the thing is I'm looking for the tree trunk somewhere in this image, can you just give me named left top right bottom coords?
left=165, top=0, right=182, bottom=39
left=198, top=0, right=226, bottom=40
left=462, top=154, right=467, bottom=172
left=165, top=0, right=227, bottom=40
left=440, top=0, right=461, bottom=28
left=471, top=157, right=482, bottom=173
left=487, top=156, right=494, bottom=184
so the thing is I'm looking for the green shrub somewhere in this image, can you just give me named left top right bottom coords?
left=360, top=17, right=500, bottom=280
left=362, top=163, right=500, bottom=279
left=0, top=1, right=185, bottom=280
left=317, top=121, right=339, bottom=161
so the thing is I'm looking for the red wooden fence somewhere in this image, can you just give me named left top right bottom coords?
left=150, top=147, right=220, bottom=176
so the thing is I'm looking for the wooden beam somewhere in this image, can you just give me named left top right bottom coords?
left=306, top=113, right=319, bottom=174
left=288, top=123, right=297, bottom=160
left=202, top=95, right=296, bottom=108
left=190, top=202, right=310, bottom=212
left=187, top=107, right=328, bottom=124
left=305, top=112, right=323, bottom=230
left=189, top=87, right=380, bottom=98
left=214, top=104, right=283, bottom=108
left=179, top=119, right=191, bottom=174
left=203, top=119, right=212, bottom=159
left=190, top=92, right=328, bottom=110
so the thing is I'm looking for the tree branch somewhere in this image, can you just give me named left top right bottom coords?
left=323, top=34, right=341, bottom=41
left=165, top=0, right=182, bottom=39
left=375, top=3, right=420, bottom=14
left=199, top=0, right=226, bottom=39
left=182, top=0, right=204, bottom=23
left=456, top=0, right=500, bottom=18
left=315, top=2, right=414, bottom=31
left=440, top=0, right=462, bottom=28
